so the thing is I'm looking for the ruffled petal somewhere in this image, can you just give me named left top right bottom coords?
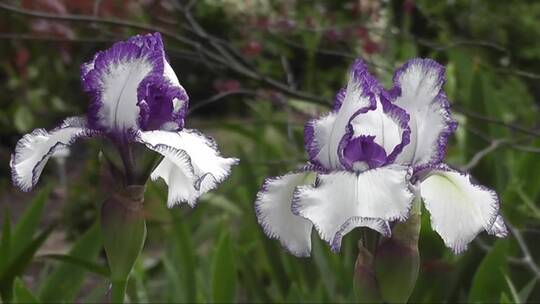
left=137, top=129, right=238, bottom=207
left=10, top=117, right=98, bottom=192
left=390, top=59, right=457, bottom=167
left=81, top=32, right=188, bottom=133
left=304, top=59, right=380, bottom=170
left=341, top=94, right=410, bottom=170
left=419, top=165, right=505, bottom=254
left=255, top=171, right=316, bottom=257
left=292, top=165, right=414, bottom=251
left=487, top=215, right=508, bottom=238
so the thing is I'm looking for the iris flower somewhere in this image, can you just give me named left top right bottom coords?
left=10, top=32, right=238, bottom=206
left=255, top=59, right=507, bottom=257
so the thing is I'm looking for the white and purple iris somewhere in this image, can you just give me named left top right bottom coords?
left=255, top=59, right=507, bottom=256
left=10, top=32, right=238, bottom=207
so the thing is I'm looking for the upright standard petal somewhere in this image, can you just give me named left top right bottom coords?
left=304, top=59, right=380, bottom=170
left=137, top=129, right=238, bottom=207
left=10, top=117, right=98, bottom=192
left=292, top=165, right=414, bottom=252
left=420, top=165, right=505, bottom=253
left=390, top=59, right=457, bottom=167
left=81, top=32, right=188, bottom=133
left=255, top=171, right=316, bottom=257
left=341, top=94, right=410, bottom=170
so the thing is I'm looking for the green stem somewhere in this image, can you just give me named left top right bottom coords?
left=363, top=228, right=378, bottom=253
left=111, top=279, right=127, bottom=304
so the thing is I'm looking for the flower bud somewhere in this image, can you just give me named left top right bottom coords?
left=354, top=241, right=383, bottom=303
left=100, top=185, right=147, bottom=298
left=374, top=197, right=421, bottom=303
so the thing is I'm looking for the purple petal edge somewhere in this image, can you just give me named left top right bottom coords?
left=138, top=129, right=238, bottom=202
left=81, top=32, right=187, bottom=133
left=10, top=118, right=100, bottom=192
left=331, top=217, right=391, bottom=252
left=417, top=163, right=506, bottom=254
left=304, top=59, right=382, bottom=171
left=332, top=87, right=347, bottom=111
left=338, top=60, right=406, bottom=170
left=254, top=167, right=318, bottom=257
left=380, top=93, right=411, bottom=164
left=390, top=58, right=458, bottom=168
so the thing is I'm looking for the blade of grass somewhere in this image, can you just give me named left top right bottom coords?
left=211, top=231, right=236, bottom=303
left=11, top=186, right=51, bottom=259
left=39, top=222, right=102, bottom=303
left=13, top=277, right=39, bottom=304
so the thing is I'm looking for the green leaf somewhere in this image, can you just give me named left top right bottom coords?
left=13, top=277, right=39, bottom=303
left=203, top=193, right=243, bottom=217
left=0, top=224, right=54, bottom=298
left=500, top=292, right=513, bottom=304
left=468, top=240, right=509, bottom=303
left=0, top=212, right=12, bottom=272
left=211, top=231, right=236, bottom=303
left=162, top=256, right=184, bottom=302
left=11, top=187, right=50, bottom=260
left=39, top=254, right=109, bottom=277
left=170, top=211, right=197, bottom=303
left=39, top=222, right=102, bottom=303
left=518, top=278, right=537, bottom=303
left=504, top=275, right=520, bottom=304
left=14, top=106, right=35, bottom=133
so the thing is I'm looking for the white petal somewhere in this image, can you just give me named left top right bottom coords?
left=392, top=59, right=457, bottom=167
left=10, top=117, right=96, bottom=191
left=255, top=172, right=315, bottom=257
left=292, top=166, right=413, bottom=251
left=98, top=52, right=157, bottom=130
left=348, top=95, right=410, bottom=164
left=138, top=129, right=238, bottom=207
left=487, top=215, right=508, bottom=238
left=351, top=101, right=400, bottom=152
left=420, top=166, right=504, bottom=253
left=164, top=60, right=188, bottom=113
left=305, top=60, right=377, bottom=170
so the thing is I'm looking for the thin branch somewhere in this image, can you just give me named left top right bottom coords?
left=509, top=225, right=540, bottom=279
left=0, top=2, right=329, bottom=105
left=461, top=138, right=507, bottom=171
left=188, top=89, right=260, bottom=114
left=0, top=32, right=114, bottom=43
left=455, top=104, right=540, bottom=138
left=0, top=2, right=197, bottom=47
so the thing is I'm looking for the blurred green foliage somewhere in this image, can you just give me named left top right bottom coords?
left=0, top=0, right=539, bottom=303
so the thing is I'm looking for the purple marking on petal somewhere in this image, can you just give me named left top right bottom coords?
left=254, top=168, right=317, bottom=257
left=290, top=167, right=414, bottom=252
left=331, top=217, right=391, bottom=252
left=390, top=58, right=458, bottom=168
left=304, top=58, right=381, bottom=171
left=332, top=87, right=347, bottom=111
left=336, top=59, right=388, bottom=171
left=82, top=36, right=164, bottom=131
left=342, top=135, right=388, bottom=170
left=301, top=162, right=330, bottom=174
left=137, top=76, right=188, bottom=131
left=136, top=129, right=238, bottom=205
left=81, top=32, right=189, bottom=134
left=10, top=118, right=101, bottom=192
left=303, top=117, right=323, bottom=168
left=380, top=92, right=411, bottom=164
left=127, top=32, right=165, bottom=51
